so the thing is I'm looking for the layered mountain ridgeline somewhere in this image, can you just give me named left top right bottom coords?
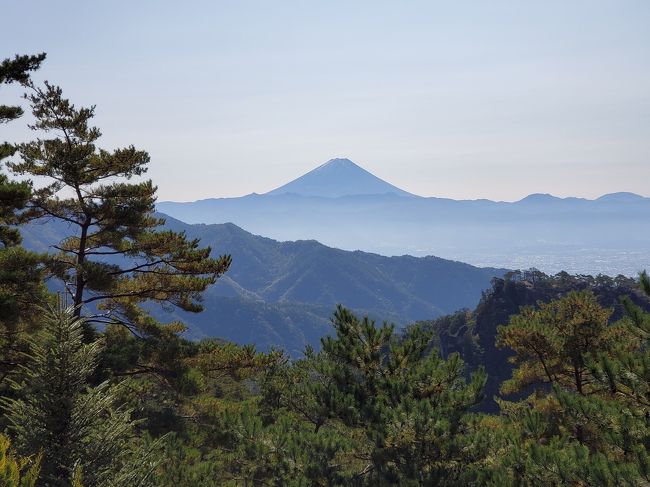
left=158, top=159, right=650, bottom=276
left=21, top=214, right=506, bottom=355
left=417, top=269, right=650, bottom=412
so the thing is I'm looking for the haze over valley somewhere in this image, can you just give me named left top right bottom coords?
left=159, top=158, right=650, bottom=276
left=20, top=213, right=505, bottom=354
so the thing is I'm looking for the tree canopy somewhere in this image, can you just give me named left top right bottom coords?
left=9, top=81, right=231, bottom=337
left=0, top=53, right=49, bottom=386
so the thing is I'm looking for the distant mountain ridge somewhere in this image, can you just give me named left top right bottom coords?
left=157, top=158, right=649, bottom=276
left=20, top=215, right=506, bottom=354
left=266, top=158, right=415, bottom=198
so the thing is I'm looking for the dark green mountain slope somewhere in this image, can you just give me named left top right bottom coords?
left=21, top=214, right=506, bottom=353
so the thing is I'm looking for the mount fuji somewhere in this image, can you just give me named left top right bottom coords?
left=266, top=158, right=415, bottom=198
left=157, top=158, right=650, bottom=276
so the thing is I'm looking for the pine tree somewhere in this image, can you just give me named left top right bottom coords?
left=0, top=53, right=45, bottom=249
left=320, top=307, right=487, bottom=485
left=254, top=306, right=488, bottom=486
left=593, top=271, right=650, bottom=410
left=0, top=53, right=49, bottom=384
left=496, top=290, right=618, bottom=398
left=494, top=289, right=645, bottom=485
left=0, top=53, right=46, bottom=125
left=2, top=305, right=159, bottom=487
left=8, top=81, right=230, bottom=337
left=585, top=270, right=650, bottom=482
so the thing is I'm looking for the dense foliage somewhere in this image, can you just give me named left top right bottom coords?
left=0, top=433, right=40, bottom=487
left=2, top=53, right=650, bottom=486
left=0, top=53, right=49, bottom=387
left=3, top=306, right=159, bottom=486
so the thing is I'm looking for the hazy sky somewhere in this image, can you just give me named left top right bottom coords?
left=3, top=1, right=649, bottom=201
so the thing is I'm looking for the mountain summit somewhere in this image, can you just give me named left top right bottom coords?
left=266, top=158, right=415, bottom=198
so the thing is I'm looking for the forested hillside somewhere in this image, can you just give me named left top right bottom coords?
left=21, top=215, right=505, bottom=354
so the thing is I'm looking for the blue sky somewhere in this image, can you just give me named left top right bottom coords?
left=3, top=1, right=649, bottom=201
